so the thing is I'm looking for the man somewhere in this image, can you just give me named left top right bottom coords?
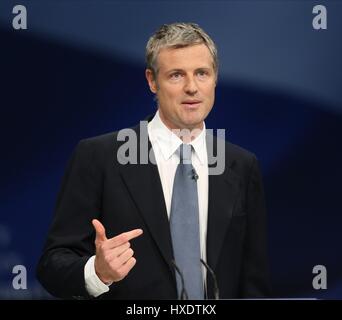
left=37, top=22, right=271, bottom=299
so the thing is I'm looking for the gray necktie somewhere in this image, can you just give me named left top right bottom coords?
left=170, top=143, right=204, bottom=300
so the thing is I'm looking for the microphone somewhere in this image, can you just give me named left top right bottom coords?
left=200, top=259, right=220, bottom=300
left=171, top=260, right=188, bottom=300
left=191, top=168, right=199, bottom=181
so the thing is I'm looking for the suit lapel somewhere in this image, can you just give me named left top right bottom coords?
left=118, top=123, right=174, bottom=269
left=206, top=136, right=239, bottom=270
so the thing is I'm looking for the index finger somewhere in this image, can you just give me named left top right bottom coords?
left=107, top=229, right=143, bottom=248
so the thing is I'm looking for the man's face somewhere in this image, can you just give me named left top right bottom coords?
left=146, top=44, right=216, bottom=131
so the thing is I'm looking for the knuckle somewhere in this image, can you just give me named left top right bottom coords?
left=127, top=258, right=136, bottom=270
left=110, top=260, right=119, bottom=271
left=116, top=269, right=125, bottom=279
left=104, top=254, right=111, bottom=264
left=115, top=235, right=123, bottom=245
left=98, top=242, right=106, bottom=252
left=120, top=234, right=128, bottom=243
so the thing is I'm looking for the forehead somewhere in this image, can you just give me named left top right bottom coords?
left=156, top=44, right=214, bottom=71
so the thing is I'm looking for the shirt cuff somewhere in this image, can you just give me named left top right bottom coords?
left=84, top=255, right=112, bottom=297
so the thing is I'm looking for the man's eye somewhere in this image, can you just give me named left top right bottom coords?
left=197, top=70, right=208, bottom=77
left=170, top=73, right=182, bottom=79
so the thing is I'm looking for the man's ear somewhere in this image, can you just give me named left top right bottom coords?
left=145, top=69, right=157, bottom=94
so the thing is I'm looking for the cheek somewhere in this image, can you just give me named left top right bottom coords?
left=163, top=88, right=182, bottom=104
left=203, top=86, right=215, bottom=111
left=207, top=85, right=216, bottom=100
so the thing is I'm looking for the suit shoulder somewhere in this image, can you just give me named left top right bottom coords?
left=79, top=131, right=119, bottom=149
left=225, top=141, right=256, bottom=163
left=223, top=140, right=260, bottom=179
left=69, top=131, right=121, bottom=165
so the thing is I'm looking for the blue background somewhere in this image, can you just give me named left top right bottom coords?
left=0, top=0, right=341, bottom=299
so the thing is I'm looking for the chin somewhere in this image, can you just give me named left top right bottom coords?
left=180, top=120, right=203, bottom=130
left=183, top=115, right=205, bottom=127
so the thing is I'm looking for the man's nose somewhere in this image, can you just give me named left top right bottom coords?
left=184, top=76, right=198, bottom=95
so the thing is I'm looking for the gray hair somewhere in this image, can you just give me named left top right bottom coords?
left=146, top=22, right=218, bottom=77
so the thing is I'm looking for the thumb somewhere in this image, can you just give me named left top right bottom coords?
left=92, top=219, right=107, bottom=243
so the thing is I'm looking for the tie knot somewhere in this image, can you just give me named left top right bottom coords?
left=179, top=144, right=192, bottom=163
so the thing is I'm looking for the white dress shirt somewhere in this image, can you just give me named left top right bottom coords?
left=84, top=111, right=209, bottom=297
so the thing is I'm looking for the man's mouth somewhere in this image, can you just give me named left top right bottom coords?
left=181, top=100, right=202, bottom=108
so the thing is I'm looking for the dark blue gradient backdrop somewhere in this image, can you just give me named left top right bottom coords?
left=1, top=1, right=342, bottom=299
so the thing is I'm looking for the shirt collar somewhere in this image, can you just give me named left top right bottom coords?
left=148, top=110, right=207, bottom=165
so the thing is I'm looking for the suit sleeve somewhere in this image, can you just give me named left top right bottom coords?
left=239, top=155, right=272, bottom=298
left=36, top=140, right=103, bottom=299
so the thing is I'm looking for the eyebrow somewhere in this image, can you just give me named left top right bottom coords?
left=166, top=67, right=212, bottom=74
left=166, top=69, right=184, bottom=74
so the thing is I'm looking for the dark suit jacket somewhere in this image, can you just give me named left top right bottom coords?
left=37, top=117, right=271, bottom=299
